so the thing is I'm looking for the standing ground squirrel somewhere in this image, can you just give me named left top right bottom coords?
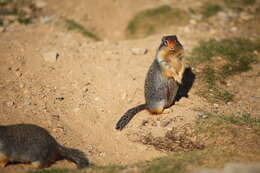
left=116, top=35, right=187, bottom=130
left=0, top=124, right=89, bottom=168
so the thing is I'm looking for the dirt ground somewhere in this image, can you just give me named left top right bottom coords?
left=0, top=0, right=260, bottom=172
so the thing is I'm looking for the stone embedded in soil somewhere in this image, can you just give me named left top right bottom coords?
left=6, top=101, right=14, bottom=107
left=196, top=111, right=206, bottom=118
left=24, top=101, right=32, bottom=105
left=239, top=12, right=253, bottom=21
left=34, top=0, right=47, bottom=9
left=43, top=51, right=59, bottom=63
left=104, top=50, right=119, bottom=55
left=131, top=48, right=148, bottom=55
left=19, top=83, right=25, bottom=88
left=0, top=27, right=5, bottom=32
left=213, top=103, right=219, bottom=108
left=160, top=118, right=172, bottom=127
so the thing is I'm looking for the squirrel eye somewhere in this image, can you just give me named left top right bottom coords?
left=163, top=40, right=168, bottom=46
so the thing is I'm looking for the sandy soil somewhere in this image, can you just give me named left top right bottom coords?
left=0, top=0, right=259, bottom=172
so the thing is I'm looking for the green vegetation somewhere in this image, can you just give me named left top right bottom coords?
left=200, top=3, right=222, bottom=18
left=0, top=0, right=14, bottom=6
left=18, top=17, right=32, bottom=25
left=189, top=38, right=260, bottom=102
left=196, top=112, right=260, bottom=132
left=87, top=165, right=125, bottom=173
left=127, top=5, right=190, bottom=38
left=27, top=165, right=125, bottom=173
left=0, top=0, right=37, bottom=25
left=223, top=0, right=256, bottom=10
left=28, top=168, right=71, bottom=173
left=65, top=19, right=101, bottom=41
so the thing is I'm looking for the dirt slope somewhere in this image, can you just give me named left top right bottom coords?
left=0, top=0, right=260, bottom=172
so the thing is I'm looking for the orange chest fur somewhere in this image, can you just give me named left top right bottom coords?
left=164, top=55, right=183, bottom=73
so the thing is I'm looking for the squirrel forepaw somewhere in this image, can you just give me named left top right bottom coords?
left=175, top=78, right=182, bottom=84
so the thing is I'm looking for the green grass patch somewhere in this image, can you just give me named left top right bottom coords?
left=196, top=112, right=260, bottom=127
left=191, top=38, right=260, bottom=76
left=127, top=5, right=190, bottom=38
left=196, top=112, right=260, bottom=135
left=28, top=168, right=71, bottom=173
left=223, top=0, right=256, bottom=10
left=189, top=38, right=260, bottom=102
left=0, top=0, right=14, bottom=6
left=87, top=165, right=125, bottom=173
left=17, top=17, right=32, bottom=25
left=65, top=19, right=101, bottom=41
left=27, top=165, right=125, bottom=173
left=0, top=0, right=39, bottom=26
left=200, top=3, right=222, bottom=18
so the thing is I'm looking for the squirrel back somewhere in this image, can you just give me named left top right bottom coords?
left=0, top=124, right=89, bottom=168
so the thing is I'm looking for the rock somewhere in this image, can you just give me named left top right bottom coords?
left=160, top=119, right=172, bottom=127
left=6, top=101, right=14, bottom=107
left=40, top=16, right=52, bottom=23
left=189, top=19, right=197, bottom=25
left=43, top=51, right=59, bottom=63
left=34, top=0, right=47, bottom=9
left=191, top=14, right=203, bottom=21
left=131, top=48, right=148, bottom=55
left=197, top=111, right=205, bottom=117
left=19, top=83, right=25, bottom=88
left=217, top=12, right=230, bottom=24
left=24, top=101, right=32, bottom=105
left=104, top=50, right=119, bottom=55
left=0, top=26, right=5, bottom=33
left=73, top=107, right=80, bottom=113
left=141, top=120, right=149, bottom=126
left=240, top=12, right=253, bottom=21
left=213, top=103, right=219, bottom=108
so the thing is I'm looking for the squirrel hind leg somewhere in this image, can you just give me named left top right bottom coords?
left=0, top=155, right=10, bottom=168
left=147, top=101, right=165, bottom=114
left=28, top=161, right=45, bottom=169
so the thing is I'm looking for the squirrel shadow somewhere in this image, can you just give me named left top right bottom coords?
left=175, top=67, right=196, bottom=102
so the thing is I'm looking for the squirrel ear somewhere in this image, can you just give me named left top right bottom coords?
left=161, top=36, right=165, bottom=42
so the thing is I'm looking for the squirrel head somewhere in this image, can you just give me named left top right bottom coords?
left=159, top=35, right=183, bottom=54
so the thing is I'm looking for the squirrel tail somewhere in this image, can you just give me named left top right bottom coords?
left=115, top=104, right=146, bottom=130
left=58, top=145, right=89, bottom=168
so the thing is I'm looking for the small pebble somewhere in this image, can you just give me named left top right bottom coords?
left=6, top=101, right=14, bottom=107
left=43, top=51, right=59, bottom=63
left=160, top=119, right=172, bottom=127
left=213, top=103, right=219, bottom=108
left=34, top=0, right=47, bottom=8
left=131, top=48, right=148, bottom=55
left=24, top=101, right=32, bottom=105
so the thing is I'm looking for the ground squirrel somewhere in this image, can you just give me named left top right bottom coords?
left=0, top=124, right=89, bottom=168
left=116, top=35, right=187, bottom=130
